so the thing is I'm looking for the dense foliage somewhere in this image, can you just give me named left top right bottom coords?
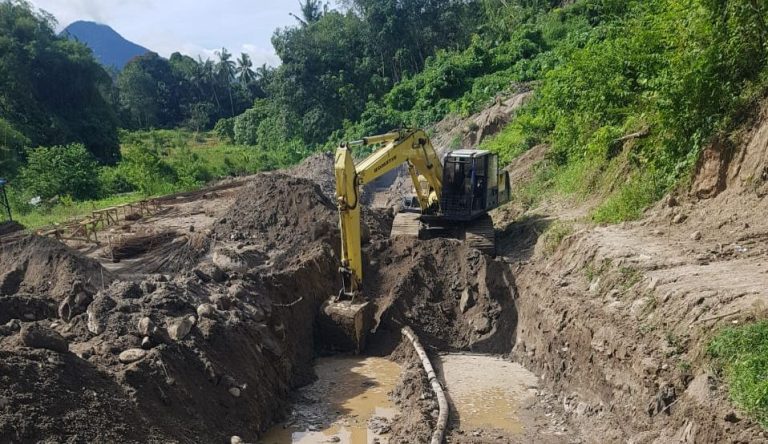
left=18, top=144, right=100, bottom=201
left=5, top=0, right=768, bottom=233
left=0, top=0, right=119, bottom=168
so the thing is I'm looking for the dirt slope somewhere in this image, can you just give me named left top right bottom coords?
left=496, top=100, right=768, bottom=443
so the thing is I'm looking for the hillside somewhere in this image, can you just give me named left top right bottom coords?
left=62, top=21, right=150, bottom=70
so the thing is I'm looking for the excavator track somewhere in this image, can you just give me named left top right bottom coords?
left=390, top=212, right=422, bottom=238
left=465, top=214, right=496, bottom=256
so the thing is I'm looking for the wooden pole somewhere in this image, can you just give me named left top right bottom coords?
left=402, top=326, right=449, bottom=444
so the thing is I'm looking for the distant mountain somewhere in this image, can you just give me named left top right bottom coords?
left=62, top=21, right=150, bottom=70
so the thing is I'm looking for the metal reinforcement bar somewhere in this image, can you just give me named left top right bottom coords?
left=402, top=326, right=449, bottom=444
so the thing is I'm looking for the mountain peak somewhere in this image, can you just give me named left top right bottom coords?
left=62, top=21, right=150, bottom=70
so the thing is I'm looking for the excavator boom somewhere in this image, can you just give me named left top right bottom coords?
left=334, top=129, right=443, bottom=299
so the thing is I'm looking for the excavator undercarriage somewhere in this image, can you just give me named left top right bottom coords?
left=391, top=212, right=497, bottom=256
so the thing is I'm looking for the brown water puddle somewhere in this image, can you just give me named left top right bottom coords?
left=436, top=354, right=539, bottom=434
left=260, top=356, right=401, bottom=444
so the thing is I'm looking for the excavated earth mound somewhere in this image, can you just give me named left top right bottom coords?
left=0, top=235, right=116, bottom=326
left=216, top=173, right=337, bottom=250
left=0, top=174, right=353, bottom=443
left=287, top=152, right=336, bottom=201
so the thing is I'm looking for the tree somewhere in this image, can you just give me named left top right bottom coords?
left=201, top=57, right=223, bottom=114
left=19, top=144, right=101, bottom=200
left=291, top=0, right=325, bottom=26
left=236, top=53, right=256, bottom=85
left=216, top=48, right=237, bottom=116
left=0, top=0, right=120, bottom=165
left=117, top=53, right=184, bottom=128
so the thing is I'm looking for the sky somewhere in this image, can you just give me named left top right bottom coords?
left=26, top=0, right=330, bottom=67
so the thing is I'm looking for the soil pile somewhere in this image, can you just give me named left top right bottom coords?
left=0, top=235, right=114, bottom=316
left=368, top=238, right=518, bottom=354
left=287, top=152, right=336, bottom=200
left=0, top=171, right=353, bottom=442
left=216, top=173, right=337, bottom=250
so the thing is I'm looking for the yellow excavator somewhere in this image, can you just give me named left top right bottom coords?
left=333, top=129, right=511, bottom=301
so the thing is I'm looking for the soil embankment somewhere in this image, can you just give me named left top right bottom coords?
left=495, top=101, right=768, bottom=443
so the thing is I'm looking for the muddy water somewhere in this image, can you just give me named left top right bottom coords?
left=259, top=356, right=401, bottom=444
left=436, top=354, right=539, bottom=434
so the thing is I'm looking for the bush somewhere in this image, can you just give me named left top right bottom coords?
left=234, top=107, right=264, bottom=146
left=19, top=144, right=101, bottom=200
left=98, top=166, right=134, bottom=196
left=118, top=143, right=177, bottom=196
left=214, top=118, right=235, bottom=143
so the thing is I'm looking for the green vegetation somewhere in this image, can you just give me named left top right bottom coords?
left=481, top=0, right=768, bottom=221
left=709, top=321, right=768, bottom=427
left=4, top=0, right=768, bottom=228
left=9, top=130, right=292, bottom=228
left=0, top=0, right=119, bottom=169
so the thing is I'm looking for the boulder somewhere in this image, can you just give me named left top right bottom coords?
left=118, top=348, right=147, bottom=364
left=20, top=324, right=68, bottom=353
left=168, top=315, right=196, bottom=341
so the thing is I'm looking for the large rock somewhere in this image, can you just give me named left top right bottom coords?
left=197, top=303, right=216, bottom=318
left=168, top=315, right=196, bottom=341
left=87, top=295, right=117, bottom=335
left=20, top=324, right=68, bottom=353
left=137, top=317, right=157, bottom=337
left=119, top=348, right=147, bottom=364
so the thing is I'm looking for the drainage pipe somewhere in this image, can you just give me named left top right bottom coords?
left=402, top=326, right=449, bottom=444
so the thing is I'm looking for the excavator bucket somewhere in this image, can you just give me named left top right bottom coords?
left=318, top=299, right=373, bottom=354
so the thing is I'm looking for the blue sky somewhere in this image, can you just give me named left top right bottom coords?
left=27, top=0, right=334, bottom=66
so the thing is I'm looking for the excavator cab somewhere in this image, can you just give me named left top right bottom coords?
left=440, top=150, right=510, bottom=222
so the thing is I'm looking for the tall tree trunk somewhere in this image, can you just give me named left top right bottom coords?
left=228, top=86, right=235, bottom=117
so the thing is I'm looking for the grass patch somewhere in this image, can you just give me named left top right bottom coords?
left=619, top=266, right=643, bottom=290
left=540, top=221, right=573, bottom=256
left=9, top=129, right=309, bottom=229
left=591, top=172, right=665, bottom=223
left=585, top=258, right=612, bottom=282
left=708, top=321, right=768, bottom=428
left=15, top=193, right=142, bottom=229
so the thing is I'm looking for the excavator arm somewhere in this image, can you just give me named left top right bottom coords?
left=334, top=129, right=443, bottom=299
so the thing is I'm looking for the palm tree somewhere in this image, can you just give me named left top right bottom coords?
left=236, top=53, right=255, bottom=85
left=200, top=57, right=222, bottom=114
left=290, top=0, right=324, bottom=26
left=215, top=48, right=236, bottom=116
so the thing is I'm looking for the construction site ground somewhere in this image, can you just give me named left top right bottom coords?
left=1, top=92, right=767, bottom=443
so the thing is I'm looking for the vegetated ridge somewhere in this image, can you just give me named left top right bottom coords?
left=62, top=21, right=150, bottom=70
